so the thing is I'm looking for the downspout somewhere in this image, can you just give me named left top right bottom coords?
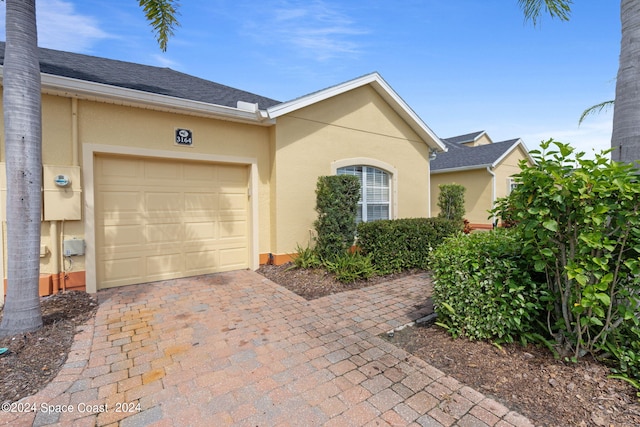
left=487, top=166, right=497, bottom=226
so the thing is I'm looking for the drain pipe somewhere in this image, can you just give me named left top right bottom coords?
left=487, top=166, right=497, bottom=226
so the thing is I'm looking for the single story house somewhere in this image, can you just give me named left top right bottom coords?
left=430, top=130, right=534, bottom=229
left=0, top=43, right=446, bottom=301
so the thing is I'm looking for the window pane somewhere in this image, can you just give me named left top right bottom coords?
left=367, top=204, right=389, bottom=221
left=338, top=165, right=390, bottom=223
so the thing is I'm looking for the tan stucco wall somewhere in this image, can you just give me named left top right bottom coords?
left=0, top=92, right=273, bottom=289
left=430, top=145, right=532, bottom=226
left=431, top=170, right=493, bottom=225
left=271, top=85, right=433, bottom=256
left=494, top=145, right=529, bottom=200
left=461, top=133, right=492, bottom=147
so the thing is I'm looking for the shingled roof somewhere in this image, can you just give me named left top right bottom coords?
left=0, top=42, right=281, bottom=110
left=431, top=132, right=527, bottom=172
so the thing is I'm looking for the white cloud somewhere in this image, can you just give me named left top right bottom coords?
left=245, top=0, right=368, bottom=61
left=0, top=0, right=112, bottom=52
left=150, top=54, right=180, bottom=69
left=521, top=113, right=614, bottom=159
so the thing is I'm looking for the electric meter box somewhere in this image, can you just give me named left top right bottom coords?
left=63, top=238, right=85, bottom=257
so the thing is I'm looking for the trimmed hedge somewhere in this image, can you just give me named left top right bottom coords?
left=356, top=217, right=461, bottom=274
left=314, top=175, right=360, bottom=261
left=429, top=230, right=546, bottom=343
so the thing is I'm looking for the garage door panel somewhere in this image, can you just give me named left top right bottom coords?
left=185, top=250, right=218, bottom=273
left=99, top=157, right=141, bottom=181
left=101, top=192, right=141, bottom=213
left=219, top=220, right=246, bottom=238
left=184, top=192, right=218, bottom=211
left=102, top=224, right=144, bottom=246
left=146, top=253, right=184, bottom=277
left=220, top=247, right=248, bottom=269
left=183, top=162, right=218, bottom=182
left=146, top=223, right=183, bottom=244
left=146, top=192, right=183, bottom=212
left=220, top=194, right=248, bottom=212
left=96, top=155, right=250, bottom=289
left=101, top=257, right=143, bottom=287
left=184, top=222, right=217, bottom=241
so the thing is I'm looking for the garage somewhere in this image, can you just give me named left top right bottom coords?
left=94, top=155, right=250, bottom=289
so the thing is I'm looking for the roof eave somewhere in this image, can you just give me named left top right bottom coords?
left=267, top=73, right=447, bottom=152
left=0, top=67, right=275, bottom=126
left=491, top=140, right=535, bottom=167
left=431, top=163, right=493, bottom=174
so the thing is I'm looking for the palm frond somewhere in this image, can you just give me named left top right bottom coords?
left=518, top=0, right=573, bottom=26
left=139, top=0, right=181, bottom=52
left=578, top=100, right=614, bottom=125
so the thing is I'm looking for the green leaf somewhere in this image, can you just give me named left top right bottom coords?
left=540, top=248, right=554, bottom=257
left=594, top=293, right=611, bottom=306
left=542, top=220, right=558, bottom=232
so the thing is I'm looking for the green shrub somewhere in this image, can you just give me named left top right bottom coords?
left=437, top=183, right=466, bottom=222
left=429, top=230, right=546, bottom=343
left=492, top=139, right=640, bottom=362
left=357, top=217, right=461, bottom=274
left=324, top=250, right=377, bottom=283
left=314, top=175, right=360, bottom=261
left=290, top=244, right=322, bottom=269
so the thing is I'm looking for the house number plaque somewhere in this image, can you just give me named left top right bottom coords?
left=175, top=128, right=193, bottom=146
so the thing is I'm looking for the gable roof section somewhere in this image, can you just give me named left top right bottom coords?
left=431, top=137, right=533, bottom=173
left=267, top=73, right=447, bottom=152
left=443, top=130, right=486, bottom=146
left=0, top=42, right=280, bottom=124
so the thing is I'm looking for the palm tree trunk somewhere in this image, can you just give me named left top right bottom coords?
left=612, top=0, right=640, bottom=164
left=0, top=0, right=43, bottom=336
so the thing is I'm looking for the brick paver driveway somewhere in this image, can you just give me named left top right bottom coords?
left=1, top=270, right=533, bottom=426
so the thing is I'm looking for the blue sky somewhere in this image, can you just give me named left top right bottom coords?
left=0, top=1, right=619, bottom=155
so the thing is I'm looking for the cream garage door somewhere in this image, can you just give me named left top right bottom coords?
left=95, top=155, right=249, bottom=289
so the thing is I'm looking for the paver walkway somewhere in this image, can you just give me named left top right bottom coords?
left=0, top=270, right=534, bottom=426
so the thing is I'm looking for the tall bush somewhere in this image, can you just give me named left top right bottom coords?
left=437, top=184, right=466, bottom=221
left=357, top=217, right=460, bottom=274
left=314, top=175, right=360, bottom=261
left=493, top=139, right=640, bottom=361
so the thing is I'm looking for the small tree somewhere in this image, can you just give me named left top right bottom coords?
left=437, top=184, right=466, bottom=222
left=314, top=175, right=360, bottom=261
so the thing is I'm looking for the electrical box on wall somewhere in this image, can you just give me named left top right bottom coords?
left=43, top=165, right=82, bottom=221
left=63, top=238, right=85, bottom=257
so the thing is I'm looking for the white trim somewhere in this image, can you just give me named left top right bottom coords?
left=331, top=158, right=399, bottom=220
left=0, top=68, right=276, bottom=126
left=269, top=73, right=447, bottom=152
left=82, top=143, right=259, bottom=293
left=487, top=166, right=497, bottom=224
left=431, top=164, right=493, bottom=174
left=492, top=140, right=535, bottom=167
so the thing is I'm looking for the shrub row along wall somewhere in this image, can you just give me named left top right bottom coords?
left=357, top=217, right=460, bottom=274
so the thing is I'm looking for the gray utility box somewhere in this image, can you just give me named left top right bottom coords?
left=63, top=238, right=85, bottom=257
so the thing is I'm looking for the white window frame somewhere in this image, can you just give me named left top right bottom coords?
left=331, top=158, right=398, bottom=222
left=507, top=177, right=519, bottom=195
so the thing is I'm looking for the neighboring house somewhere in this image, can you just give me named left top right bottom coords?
left=430, top=130, right=534, bottom=229
left=0, top=43, right=446, bottom=301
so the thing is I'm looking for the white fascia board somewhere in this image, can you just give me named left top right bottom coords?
left=491, top=140, right=535, bottom=167
left=431, top=163, right=493, bottom=174
left=0, top=68, right=275, bottom=126
left=268, top=72, right=447, bottom=152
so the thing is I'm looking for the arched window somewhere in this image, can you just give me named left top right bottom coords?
left=337, top=166, right=390, bottom=223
